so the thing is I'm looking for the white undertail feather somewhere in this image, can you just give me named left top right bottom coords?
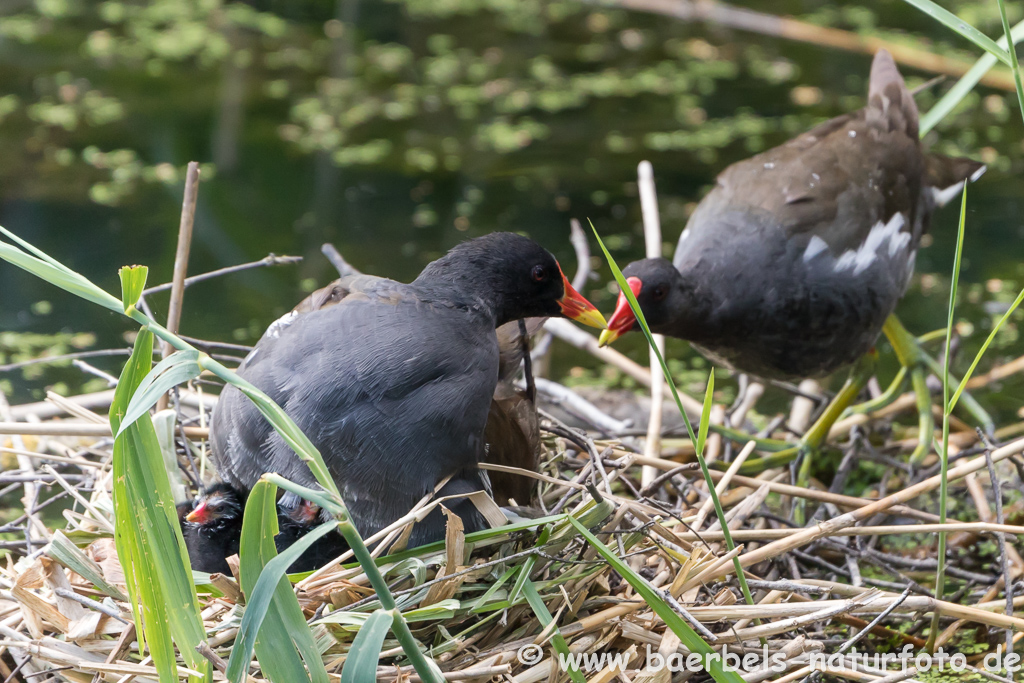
left=803, top=212, right=910, bottom=276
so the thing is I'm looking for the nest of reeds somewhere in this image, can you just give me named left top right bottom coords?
left=2, top=342, right=1024, bottom=682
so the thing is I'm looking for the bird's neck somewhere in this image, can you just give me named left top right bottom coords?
left=412, top=267, right=508, bottom=327
left=654, top=268, right=719, bottom=344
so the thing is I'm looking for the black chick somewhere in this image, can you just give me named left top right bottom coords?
left=275, top=495, right=349, bottom=572
left=180, top=483, right=245, bottom=575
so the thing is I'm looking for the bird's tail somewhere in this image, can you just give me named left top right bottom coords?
left=925, top=153, right=988, bottom=207
left=867, top=49, right=919, bottom=139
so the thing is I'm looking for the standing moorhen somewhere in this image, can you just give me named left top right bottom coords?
left=599, top=50, right=984, bottom=468
left=210, top=232, right=604, bottom=548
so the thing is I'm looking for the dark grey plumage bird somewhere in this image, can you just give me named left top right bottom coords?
left=297, top=281, right=544, bottom=508
left=210, top=233, right=604, bottom=547
left=180, top=483, right=244, bottom=575
left=599, top=50, right=984, bottom=380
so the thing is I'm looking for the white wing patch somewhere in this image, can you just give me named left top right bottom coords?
left=803, top=235, right=829, bottom=261
left=832, top=212, right=908, bottom=275
left=265, top=310, right=299, bottom=339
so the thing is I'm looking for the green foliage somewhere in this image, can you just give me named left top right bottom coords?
left=228, top=480, right=331, bottom=683
left=109, top=328, right=210, bottom=682
left=341, top=610, right=394, bottom=683
left=118, top=264, right=148, bottom=312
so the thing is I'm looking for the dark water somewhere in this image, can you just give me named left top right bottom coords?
left=1, top=0, right=1023, bottom=418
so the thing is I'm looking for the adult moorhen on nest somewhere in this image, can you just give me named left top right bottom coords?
left=210, top=233, right=604, bottom=548
left=295, top=263, right=546, bottom=508
left=599, top=50, right=984, bottom=468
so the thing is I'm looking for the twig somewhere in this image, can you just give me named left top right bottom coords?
left=52, top=589, right=129, bottom=624
left=533, top=378, right=629, bottom=433
left=0, top=422, right=207, bottom=438
left=157, top=161, right=200, bottom=411
left=600, top=0, right=1018, bottom=90
left=0, top=349, right=131, bottom=374
left=0, top=391, right=44, bottom=551
left=142, top=254, right=303, bottom=296
left=837, top=587, right=912, bottom=654
left=321, top=243, right=361, bottom=278
left=638, top=160, right=666, bottom=489
left=983, top=434, right=1015, bottom=667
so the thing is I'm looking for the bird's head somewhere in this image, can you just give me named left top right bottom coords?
left=599, top=258, right=684, bottom=346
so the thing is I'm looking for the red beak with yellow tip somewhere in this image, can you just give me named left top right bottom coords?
left=185, top=502, right=209, bottom=524
left=598, top=277, right=643, bottom=346
left=557, top=268, right=607, bottom=329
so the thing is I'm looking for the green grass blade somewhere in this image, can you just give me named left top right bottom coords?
left=589, top=222, right=698, bottom=444
left=901, top=0, right=1011, bottom=65
left=119, top=265, right=149, bottom=312
left=0, top=238, right=123, bottom=313
left=341, top=609, right=395, bottom=683
left=948, top=285, right=1024, bottom=414
left=228, top=480, right=334, bottom=683
left=591, top=223, right=756, bottom=609
left=927, top=184, right=968, bottom=652
left=568, top=516, right=745, bottom=683
left=521, top=578, right=585, bottom=683
left=110, top=329, right=210, bottom=682
left=46, top=531, right=130, bottom=602
left=920, top=19, right=1024, bottom=135
left=118, top=349, right=203, bottom=435
left=200, top=358, right=340, bottom=500
left=997, top=0, right=1024, bottom=126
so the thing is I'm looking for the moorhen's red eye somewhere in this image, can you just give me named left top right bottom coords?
left=532, top=265, right=546, bottom=282
left=652, top=286, right=667, bottom=301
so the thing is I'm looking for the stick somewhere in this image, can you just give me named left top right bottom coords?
left=638, top=160, right=666, bottom=488
left=321, top=243, right=360, bottom=278
left=0, top=422, right=208, bottom=439
left=157, top=161, right=201, bottom=411
left=602, top=0, right=1017, bottom=91
left=735, top=436, right=1024, bottom=570
left=141, top=254, right=302, bottom=296
left=0, top=392, right=45, bottom=550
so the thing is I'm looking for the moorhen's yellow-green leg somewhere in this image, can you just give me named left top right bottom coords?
left=881, top=315, right=996, bottom=462
left=882, top=316, right=935, bottom=465
left=792, top=353, right=876, bottom=524
left=843, top=365, right=908, bottom=417
left=730, top=354, right=875, bottom=477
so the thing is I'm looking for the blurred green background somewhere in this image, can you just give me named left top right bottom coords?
left=1, top=0, right=1023, bottom=419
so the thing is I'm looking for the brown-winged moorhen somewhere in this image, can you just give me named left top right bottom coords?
left=210, top=232, right=604, bottom=548
left=598, top=49, right=984, bottom=485
left=599, top=49, right=983, bottom=379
